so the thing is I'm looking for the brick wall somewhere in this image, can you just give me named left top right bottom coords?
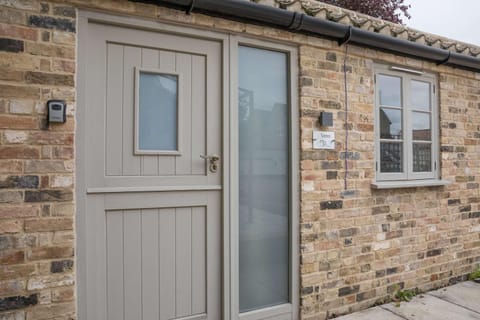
left=0, top=1, right=478, bottom=319
left=0, top=1, right=76, bottom=319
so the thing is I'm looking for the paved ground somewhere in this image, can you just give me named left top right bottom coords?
left=336, top=281, right=480, bottom=320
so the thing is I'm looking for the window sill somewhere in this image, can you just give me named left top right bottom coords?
left=371, top=179, right=451, bottom=189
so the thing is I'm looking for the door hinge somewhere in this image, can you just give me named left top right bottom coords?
left=433, top=85, right=436, bottom=94
left=434, top=161, right=437, bottom=170
left=376, top=161, right=378, bottom=171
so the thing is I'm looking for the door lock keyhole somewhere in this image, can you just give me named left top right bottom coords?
left=200, top=154, right=220, bottom=173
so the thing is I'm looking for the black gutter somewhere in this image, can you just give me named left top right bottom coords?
left=132, top=0, right=480, bottom=73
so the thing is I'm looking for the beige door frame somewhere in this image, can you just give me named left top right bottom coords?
left=76, top=10, right=298, bottom=320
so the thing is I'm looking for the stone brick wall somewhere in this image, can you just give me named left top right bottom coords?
left=0, top=1, right=76, bottom=319
left=0, top=1, right=478, bottom=320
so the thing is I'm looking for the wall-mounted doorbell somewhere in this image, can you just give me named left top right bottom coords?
left=47, top=100, right=67, bottom=124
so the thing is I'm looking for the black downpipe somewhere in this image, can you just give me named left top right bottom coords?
left=140, top=0, right=480, bottom=72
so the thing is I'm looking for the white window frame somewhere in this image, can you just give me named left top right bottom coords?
left=374, top=64, right=439, bottom=184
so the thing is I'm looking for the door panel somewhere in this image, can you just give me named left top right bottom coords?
left=105, top=207, right=208, bottom=320
left=81, top=21, right=222, bottom=320
left=104, top=44, right=207, bottom=177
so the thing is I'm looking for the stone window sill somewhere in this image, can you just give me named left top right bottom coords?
left=371, top=179, right=451, bottom=189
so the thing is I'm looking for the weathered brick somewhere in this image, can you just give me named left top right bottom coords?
left=3, top=131, right=29, bottom=144
left=0, top=116, right=38, bottom=130
left=24, top=190, right=73, bottom=202
left=326, top=171, right=337, bottom=180
left=28, top=246, right=73, bottom=261
left=52, top=59, right=75, bottom=73
left=0, top=264, right=36, bottom=280
left=29, top=132, right=73, bottom=145
left=24, top=160, right=69, bottom=173
left=9, top=100, right=34, bottom=114
left=0, top=68, right=24, bottom=81
left=25, top=42, right=74, bottom=59
left=0, top=234, right=36, bottom=250
left=338, top=285, right=360, bottom=297
left=25, top=302, right=74, bottom=320
left=0, top=176, right=39, bottom=189
left=0, top=220, right=23, bottom=234
left=50, top=176, right=72, bottom=188
left=28, top=15, right=75, bottom=32
left=0, top=279, right=26, bottom=297
left=24, top=218, right=72, bottom=232
left=25, top=71, right=74, bottom=86
left=0, top=7, right=26, bottom=25
left=0, top=146, right=39, bottom=159
left=0, top=251, right=24, bottom=265
left=0, top=24, right=37, bottom=41
left=372, top=205, right=390, bottom=215
left=448, top=199, right=461, bottom=206
left=52, top=6, right=76, bottom=18
left=320, top=200, right=343, bottom=210
left=0, top=38, right=24, bottom=53
left=0, top=85, right=39, bottom=99
left=339, top=228, right=358, bottom=237
left=0, top=206, right=38, bottom=219
left=0, top=161, right=22, bottom=174
left=0, top=294, right=37, bottom=312
left=27, top=273, right=74, bottom=290
left=50, top=260, right=73, bottom=273
left=426, top=249, right=442, bottom=257
left=0, top=191, right=23, bottom=203
left=51, top=287, right=74, bottom=302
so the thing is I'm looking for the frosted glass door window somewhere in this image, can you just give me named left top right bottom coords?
left=137, top=71, right=178, bottom=152
left=238, top=45, right=289, bottom=312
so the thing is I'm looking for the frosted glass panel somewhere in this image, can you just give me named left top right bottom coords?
left=238, top=46, right=289, bottom=312
left=138, top=72, right=177, bottom=151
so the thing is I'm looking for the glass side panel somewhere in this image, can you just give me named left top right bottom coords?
left=138, top=72, right=177, bottom=151
left=410, top=80, right=430, bottom=111
left=412, top=112, right=431, bottom=141
left=380, top=108, right=402, bottom=140
left=238, top=46, right=289, bottom=312
left=380, top=142, right=403, bottom=172
left=413, top=143, right=432, bottom=172
left=378, top=74, right=402, bottom=107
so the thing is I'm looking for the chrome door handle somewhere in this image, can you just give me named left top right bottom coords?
left=200, top=154, right=220, bottom=173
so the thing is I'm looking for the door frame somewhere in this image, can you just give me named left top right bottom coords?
left=76, top=10, right=298, bottom=320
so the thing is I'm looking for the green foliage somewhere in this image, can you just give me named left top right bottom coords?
left=469, top=268, right=480, bottom=281
left=394, top=289, right=417, bottom=302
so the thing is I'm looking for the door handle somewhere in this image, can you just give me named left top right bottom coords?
left=200, top=154, right=220, bottom=173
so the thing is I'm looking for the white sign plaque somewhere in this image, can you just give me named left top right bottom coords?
left=313, top=131, right=335, bottom=150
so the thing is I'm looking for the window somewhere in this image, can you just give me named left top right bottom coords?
left=374, top=65, right=439, bottom=184
left=134, top=68, right=180, bottom=154
left=238, top=45, right=289, bottom=312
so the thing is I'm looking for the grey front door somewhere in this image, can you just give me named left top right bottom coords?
left=79, top=20, right=222, bottom=320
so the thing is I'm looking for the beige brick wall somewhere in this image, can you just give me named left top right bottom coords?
left=0, top=1, right=478, bottom=319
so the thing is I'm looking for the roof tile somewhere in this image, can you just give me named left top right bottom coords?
left=249, top=0, right=480, bottom=57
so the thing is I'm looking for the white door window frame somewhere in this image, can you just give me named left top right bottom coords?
left=374, top=64, right=439, bottom=183
left=229, top=35, right=299, bottom=320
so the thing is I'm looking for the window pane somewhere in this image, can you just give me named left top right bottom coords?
left=138, top=72, right=177, bottom=151
left=412, top=112, right=431, bottom=141
left=411, top=80, right=430, bottom=111
left=380, top=142, right=403, bottom=172
left=378, top=74, right=402, bottom=107
left=380, top=108, right=402, bottom=139
left=238, top=46, right=289, bottom=312
left=413, top=143, right=432, bottom=172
